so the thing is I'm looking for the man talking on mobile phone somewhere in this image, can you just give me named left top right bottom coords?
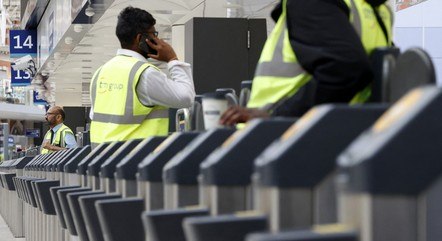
left=89, top=7, right=195, bottom=147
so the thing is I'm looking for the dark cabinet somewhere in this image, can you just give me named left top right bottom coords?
left=185, top=18, right=267, bottom=94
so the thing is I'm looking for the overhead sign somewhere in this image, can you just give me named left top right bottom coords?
left=10, top=30, right=37, bottom=86
left=33, top=91, right=48, bottom=105
left=9, top=30, right=37, bottom=58
left=11, top=68, right=32, bottom=86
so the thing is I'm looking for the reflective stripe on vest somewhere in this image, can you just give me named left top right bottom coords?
left=90, top=56, right=169, bottom=144
left=90, top=60, right=168, bottom=124
left=41, top=124, right=74, bottom=154
left=247, top=0, right=311, bottom=108
left=248, top=0, right=392, bottom=109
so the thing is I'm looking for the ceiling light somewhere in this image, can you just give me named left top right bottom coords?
left=53, top=52, right=62, bottom=60
left=85, top=6, right=95, bottom=17
left=65, top=37, right=73, bottom=45
left=74, top=24, right=84, bottom=33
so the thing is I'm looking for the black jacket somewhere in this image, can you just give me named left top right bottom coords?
left=270, top=0, right=373, bottom=117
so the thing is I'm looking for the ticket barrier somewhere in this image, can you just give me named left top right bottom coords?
left=337, top=87, right=442, bottom=241
left=246, top=229, right=358, bottom=241
left=18, top=148, right=86, bottom=241
left=63, top=140, right=141, bottom=241
left=98, top=139, right=143, bottom=193
left=36, top=148, right=83, bottom=241
left=86, top=141, right=125, bottom=190
left=252, top=105, right=386, bottom=231
left=182, top=119, right=294, bottom=241
left=77, top=143, right=111, bottom=187
left=115, top=137, right=167, bottom=198
left=75, top=137, right=165, bottom=241
left=0, top=156, right=34, bottom=237
left=163, top=129, right=235, bottom=209
left=14, top=146, right=99, bottom=241
left=245, top=87, right=442, bottom=241
left=142, top=129, right=234, bottom=241
left=16, top=150, right=70, bottom=241
left=51, top=142, right=123, bottom=241
left=55, top=138, right=165, bottom=241
left=95, top=133, right=199, bottom=241
left=14, top=152, right=59, bottom=241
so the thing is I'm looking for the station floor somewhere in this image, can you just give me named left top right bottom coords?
left=0, top=214, right=25, bottom=241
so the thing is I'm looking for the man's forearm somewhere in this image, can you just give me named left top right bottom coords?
left=44, top=145, right=66, bottom=152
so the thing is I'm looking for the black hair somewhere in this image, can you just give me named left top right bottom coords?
left=116, top=6, right=156, bottom=48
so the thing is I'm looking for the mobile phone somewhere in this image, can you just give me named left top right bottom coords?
left=139, top=34, right=158, bottom=56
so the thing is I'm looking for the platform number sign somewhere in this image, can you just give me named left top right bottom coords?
left=9, top=30, right=37, bottom=86
left=11, top=68, right=32, bottom=86
left=9, top=30, right=37, bottom=57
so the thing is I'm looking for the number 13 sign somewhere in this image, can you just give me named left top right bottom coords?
left=9, top=30, right=37, bottom=86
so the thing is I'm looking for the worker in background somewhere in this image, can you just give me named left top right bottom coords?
left=89, top=7, right=195, bottom=146
left=41, top=106, right=77, bottom=154
left=220, top=0, right=393, bottom=125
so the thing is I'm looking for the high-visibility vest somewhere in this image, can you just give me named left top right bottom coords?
left=41, top=124, right=74, bottom=154
left=247, top=0, right=393, bottom=109
left=90, top=55, right=169, bottom=145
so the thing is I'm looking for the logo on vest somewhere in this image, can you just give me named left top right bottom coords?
left=98, top=81, right=124, bottom=93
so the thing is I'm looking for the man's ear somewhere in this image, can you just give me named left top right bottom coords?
left=136, top=33, right=142, bottom=45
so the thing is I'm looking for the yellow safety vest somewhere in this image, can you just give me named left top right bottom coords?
left=247, top=0, right=393, bottom=109
left=90, top=55, right=169, bottom=145
left=41, top=124, right=74, bottom=154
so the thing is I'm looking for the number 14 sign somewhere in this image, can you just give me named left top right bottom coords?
left=10, top=30, right=37, bottom=58
left=9, top=30, right=37, bottom=86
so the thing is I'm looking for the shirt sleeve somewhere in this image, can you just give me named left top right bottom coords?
left=64, top=133, right=78, bottom=148
left=272, top=0, right=373, bottom=116
left=136, top=60, right=196, bottom=108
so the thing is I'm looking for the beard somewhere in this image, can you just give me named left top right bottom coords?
left=46, top=117, right=55, bottom=126
left=365, top=0, right=387, bottom=6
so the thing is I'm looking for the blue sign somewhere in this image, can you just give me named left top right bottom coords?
left=33, top=91, right=47, bottom=105
left=11, top=68, right=32, bottom=86
left=25, top=129, right=40, bottom=138
left=8, top=137, right=14, bottom=144
left=9, top=30, right=37, bottom=58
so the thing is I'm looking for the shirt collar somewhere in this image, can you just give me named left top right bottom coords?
left=117, top=49, right=148, bottom=63
left=51, top=123, right=63, bottom=133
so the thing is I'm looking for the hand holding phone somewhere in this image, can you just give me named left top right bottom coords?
left=145, top=36, right=179, bottom=63
left=139, top=34, right=157, bottom=56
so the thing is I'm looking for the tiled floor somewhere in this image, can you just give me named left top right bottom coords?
left=0, top=214, right=25, bottom=241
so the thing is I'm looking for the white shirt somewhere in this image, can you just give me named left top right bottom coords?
left=90, top=49, right=195, bottom=119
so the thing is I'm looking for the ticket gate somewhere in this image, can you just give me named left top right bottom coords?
left=143, top=129, right=234, bottom=241
left=253, top=105, right=386, bottom=231
left=66, top=140, right=142, bottom=241
left=21, top=147, right=89, bottom=241
left=337, top=87, right=442, bottom=241
left=77, top=143, right=111, bottom=186
left=137, top=132, right=200, bottom=210
left=182, top=119, right=294, bottom=241
left=115, top=137, right=166, bottom=197
left=99, top=139, right=143, bottom=193
left=0, top=156, right=34, bottom=237
left=163, top=128, right=235, bottom=209
left=87, top=141, right=125, bottom=190
left=199, top=118, right=294, bottom=215
left=246, top=229, right=358, bottom=241
left=95, top=133, right=199, bottom=241
left=72, top=137, right=164, bottom=241
left=63, top=146, right=93, bottom=186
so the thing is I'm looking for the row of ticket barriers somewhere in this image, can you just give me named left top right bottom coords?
left=1, top=86, right=442, bottom=241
